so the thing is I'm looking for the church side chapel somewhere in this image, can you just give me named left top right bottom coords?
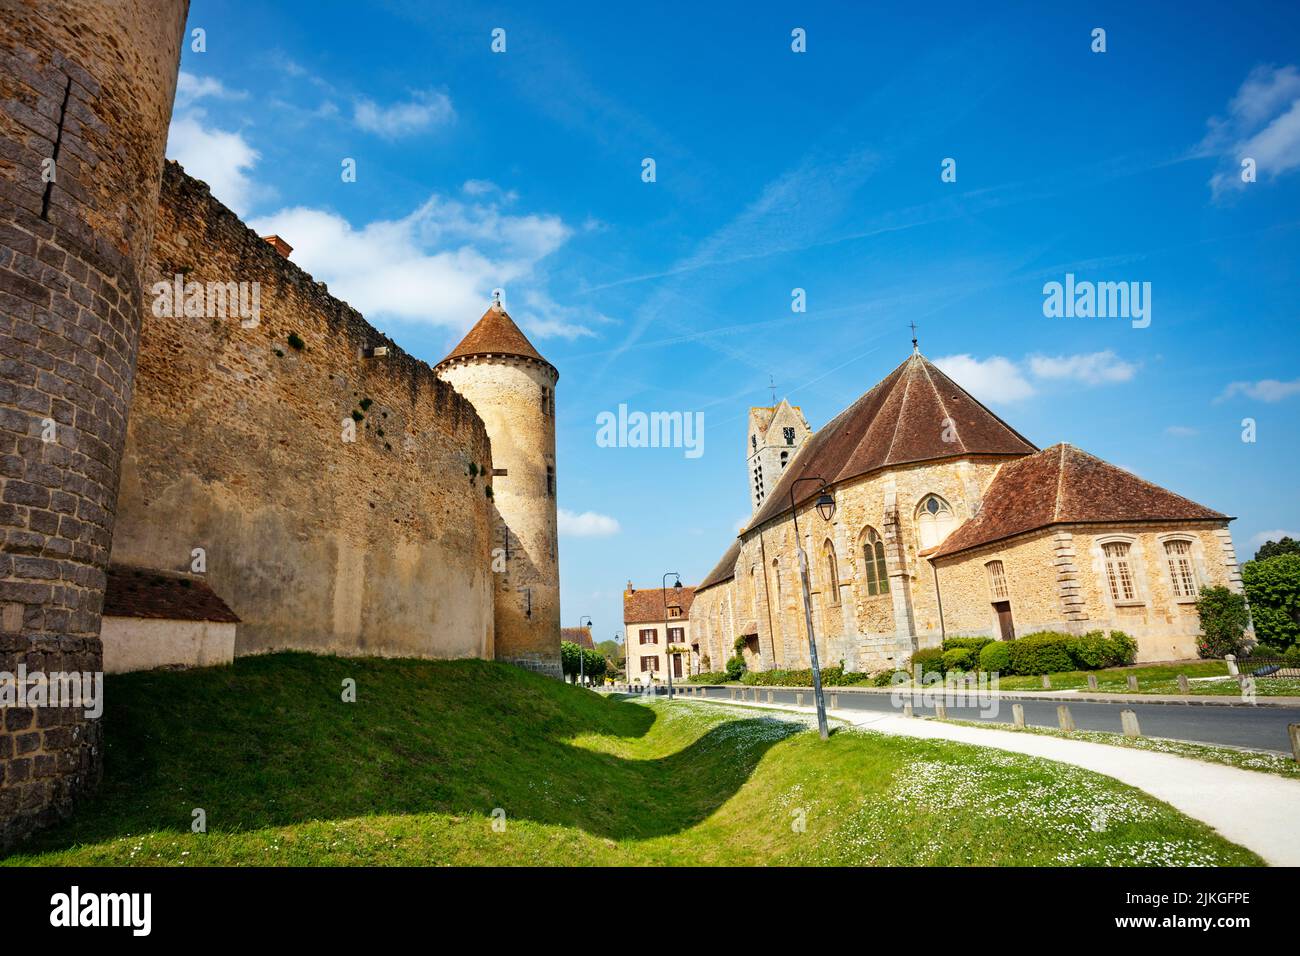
left=690, top=343, right=1245, bottom=675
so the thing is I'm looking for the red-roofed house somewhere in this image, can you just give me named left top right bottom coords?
left=623, top=581, right=697, bottom=683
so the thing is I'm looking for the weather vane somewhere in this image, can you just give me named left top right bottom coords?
left=910, top=321, right=919, bottom=352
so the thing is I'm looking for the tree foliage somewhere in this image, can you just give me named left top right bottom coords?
left=1242, top=553, right=1300, bottom=649
left=1254, top=536, right=1300, bottom=562
left=1194, top=585, right=1250, bottom=658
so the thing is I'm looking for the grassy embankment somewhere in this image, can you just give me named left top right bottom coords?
left=2, top=653, right=1261, bottom=866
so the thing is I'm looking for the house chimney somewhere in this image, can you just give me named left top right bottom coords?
left=627, top=580, right=634, bottom=593
left=261, top=234, right=293, bottom=259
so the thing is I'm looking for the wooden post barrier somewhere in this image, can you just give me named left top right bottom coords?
left=1177, top=674, right=1190, bottom=694
left=1289, top=724, right=1300, bottom=764
left=1127, top=674, right=1139, bottom=691
left=796, top=693, right=804, bottom=706
left=767, top=690, right=774, bottom=703
left=934, top=700, right=947, bottom=719
left=1087, top=674, right=1098, bottom=691
left=1012, top=703, right=1025, bottom=728
left=1121, top=709, right=1141, bottom=737
left=1040, top=674, right=1051, bottom=689
left=903, top=701, right=913, bottom=718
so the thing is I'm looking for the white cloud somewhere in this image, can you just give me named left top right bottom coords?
left=1252, top=529, right=1300, bottom=546
left=249, top=194, right=576, bottom=331
left=1203, top=64, right=1300, bottom=197
left=558, top=508, right=620, bottom=537
left=932, top=354, right=1035, bottom=403
left=165, top=112, right=262, bottom=216
left=513, top=289, right=607, bottom=341
left=175, top=71, right=246, bottom=108
left=462, top=179, right=517, bottom=202
left=1028, top=350, right=1140, bottom=385
left=354, top=90, right=454, bottom=138
left=1216, top=378, right=1300, bottom=403
left=1164, top=425, right=1198, bottom=437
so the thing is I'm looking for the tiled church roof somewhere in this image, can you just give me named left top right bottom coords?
left=931, top=443, right=1229, bottom=558
left=103, top=565, right=241, bottom=623
left=696, top=539, right=743, bottom=592
left=623, top=585, right=696, bottom=624
left=435, top=302, right=555, bottom=374
left=748, top=352, right=1037, bottom=529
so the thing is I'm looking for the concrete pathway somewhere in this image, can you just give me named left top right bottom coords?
left=693, top=695, right=1300, bottom=867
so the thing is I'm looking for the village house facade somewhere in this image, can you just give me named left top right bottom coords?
left=691, top=350, right=1246, bottom=675
left=622, top=583, right=697, bottom=682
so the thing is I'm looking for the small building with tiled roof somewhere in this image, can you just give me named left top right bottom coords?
left=690, top=348, right=1247, bottom=673
left=622, top=581, right=697, bottom=683
left=561, top=626, right=594, bottom=649
left=100, top=565, right=240, bottom=673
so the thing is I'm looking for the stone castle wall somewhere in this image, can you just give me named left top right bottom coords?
left=109, top=163, right=497, bottom=660
left=0, top=0, right=188, bottom=850
left=437, top=355, right=560, bottom=675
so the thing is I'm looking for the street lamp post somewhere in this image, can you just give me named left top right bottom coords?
left=662, top=572, right=682, bottom=700
left=788, top=475, right=836, bottom=740
left=578, top=615, right=593, bottom=686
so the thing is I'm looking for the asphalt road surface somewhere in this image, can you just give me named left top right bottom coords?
left=634, top=684, right=1300, bottom=753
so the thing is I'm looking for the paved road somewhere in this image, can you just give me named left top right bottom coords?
left=631, top=685, right=1300, bottom=752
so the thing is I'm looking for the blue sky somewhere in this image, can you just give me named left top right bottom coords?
left=170, top=1, right=1300, bottom=647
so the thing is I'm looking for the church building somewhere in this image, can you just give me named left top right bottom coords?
left=690, top=348, right=1246, bottom=674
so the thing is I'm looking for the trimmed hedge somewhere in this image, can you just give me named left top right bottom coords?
left=978, top=630, right=1138, bottom=676
left=979, top=640, right=1012, bottom=673
left=685, top=670, right=729, bottom=684
left=910, top=647, right=946, bottom=679
left=942, top=647, right=976, bottom=673
left=942, top=637, right=995, bottom=657
left=739, top=665, right=871, bottom=687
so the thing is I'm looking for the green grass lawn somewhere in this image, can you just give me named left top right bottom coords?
left=994, top=660, right=1229, bottom=692
left=1, top=653, right=1262, bottom=866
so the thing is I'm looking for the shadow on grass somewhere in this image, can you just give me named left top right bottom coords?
left=7, top=653, right=807, bottom=857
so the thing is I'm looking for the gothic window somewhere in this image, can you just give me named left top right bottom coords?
left=1164, top=539, right=1198, bottom=598
left=823, top=540, right=840, bottom=607
left=1103, top=541, right=1137, bottom=602
left=916, top=494, right=955, bottom=550
left=985, top=560, right=1009, bottom=600
left=783, top=426, right=795, bottom=445
left=862, top=527, right=889, bottom=596
left=780, top=451, right=789, bottom=469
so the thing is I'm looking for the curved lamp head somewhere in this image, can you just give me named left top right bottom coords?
left=673, top=577, right=683, bottom=594
left=815, top=491, right=836, bottom=522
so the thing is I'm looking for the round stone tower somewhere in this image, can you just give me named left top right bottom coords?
left=0, top=0, right=189, bottom=847
left=435, top=298, right=561, bottom=677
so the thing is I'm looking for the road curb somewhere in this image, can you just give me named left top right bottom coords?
left=670, top=684, right=1300, bottom=709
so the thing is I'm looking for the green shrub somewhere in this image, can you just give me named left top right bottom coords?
left=941, top=647, right=976, bottom=673
left=1242, top=553, right=1300, bottom=650
left=942, top=637, right=994, bottom=658
left=1107, top=630, right=1138, bottom=665
left=1195, top=586, right=1250, bottom=658
left=733, top=635, right=748, bottom=653
left=1065, top=630, right=1114, bottom=669
left=724, top=655, right=746, bottom=681
left=870, top=669, right=901, bottom=687
left=739, top=665, right=869, bottom=687
left=910, top=647, right=946, bottom=679
left=686, top=670, right=728, bottom=684
left=1007, top=632, right=1074, bottom=675
left=979, top=641, right=1012, bottom=674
